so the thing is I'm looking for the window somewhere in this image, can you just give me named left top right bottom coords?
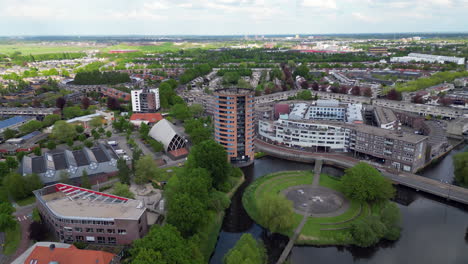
left=97, top=237, right=106, bottom=244
left=64, top=227, right=72, bottom=233
left=96, top=229, right=104, bottom=233
left=75, top=236, right=84, bottom=242
left=108, top=237, right=116, bottom=244
left=118, top=229, right=127, bottom=235
left=86, top=228, right=94, bottom=233
left=74, top=227, right=82, bottom=232
left=107, top=229, right=115, bottom=234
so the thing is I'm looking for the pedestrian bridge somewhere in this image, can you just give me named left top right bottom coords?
left=255, top=139, right=468, bottom=205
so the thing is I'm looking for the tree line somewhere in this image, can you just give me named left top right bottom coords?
left=74, top=70, right=131, bottom=85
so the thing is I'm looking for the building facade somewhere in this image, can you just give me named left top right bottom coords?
left=33, top=183, right=148, bottom=245
left=258, top=118, right=428, bottom=172
left=214, top=88, right=255, bottom=166
left=131, top=87, right=160, bottom=113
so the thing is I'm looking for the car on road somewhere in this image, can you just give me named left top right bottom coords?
left=123, top=155, right=131, bottom=161
left=298, top=189, right=305, bottom=194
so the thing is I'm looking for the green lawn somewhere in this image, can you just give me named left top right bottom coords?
left=3, top=222, right=21, bottom=255
left=16, top=196, right=36, bottom=206
left=243, top=171, right=370, bottom=246
left=0, top=43, right=97, bottom=55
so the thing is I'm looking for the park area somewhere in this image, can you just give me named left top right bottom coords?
left=243, top=170, right=388, bottom=246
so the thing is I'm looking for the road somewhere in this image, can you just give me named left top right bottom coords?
left=256, top=139, right=468, bottom=205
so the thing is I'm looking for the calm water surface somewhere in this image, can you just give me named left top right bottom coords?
left=210, top=152, right=468, bottom=264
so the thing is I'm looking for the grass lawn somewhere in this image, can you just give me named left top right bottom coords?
left=0, top=43, right=97, bottom=55
left=3, top=222, right=21, bottom=255
left=16, top=196, right=36, bottom=206
left=243, top=171, right=371, bottom=246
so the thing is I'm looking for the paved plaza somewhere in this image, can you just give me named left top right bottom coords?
left=283, top=185, right=350, bottom=217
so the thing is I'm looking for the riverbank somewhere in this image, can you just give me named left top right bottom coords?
left=211, top=157, right=468, bottom=264
left=242, top=170, right=380, bottom=246
left=201, top=172, right=245, bottom=261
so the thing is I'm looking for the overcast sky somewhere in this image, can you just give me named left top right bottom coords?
left=0, top=0, right=467, bottom=36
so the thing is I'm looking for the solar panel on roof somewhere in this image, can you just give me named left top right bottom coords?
left=0, top=116, right=31, bottom=130
left=20, top=131, right=41, bottom=140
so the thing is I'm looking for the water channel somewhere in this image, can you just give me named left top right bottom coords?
left=210, top=146, right=468, bottom=264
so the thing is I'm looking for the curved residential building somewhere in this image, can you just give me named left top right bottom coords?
left=214, top=88, right=255, bottom=166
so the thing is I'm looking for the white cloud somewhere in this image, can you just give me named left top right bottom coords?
left=351, top=12, right=377, bottom=22
left=301, top=0, right=337, bottom=9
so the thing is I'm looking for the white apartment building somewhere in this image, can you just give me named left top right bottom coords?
left=259, top=119, right=349, bottom=152
left=131, top=88, right=160, bottom=113
left=390, top=53, right=465, bottom=65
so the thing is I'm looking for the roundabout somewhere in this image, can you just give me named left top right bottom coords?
left=242, top=170, right=371, bottom=246
left=283, top=185, right=349, bottom=217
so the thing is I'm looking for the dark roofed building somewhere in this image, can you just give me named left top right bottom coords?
left=20, top=143, right=119, bottom=185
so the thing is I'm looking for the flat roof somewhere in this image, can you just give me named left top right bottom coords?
left=37, top=184, right=145, bottom=220
left=214, top=88, right=255, bottom=95
left=374, top=106, right=397, bottom=125
left=0, top=116, right=32, bottom=129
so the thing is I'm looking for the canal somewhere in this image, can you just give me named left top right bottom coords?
left=210, top=150, right=468, bottom=264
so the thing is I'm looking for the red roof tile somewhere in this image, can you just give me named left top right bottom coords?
left=130, top=113, right=164, bottom=123
left=25, top=245, right=115, bottom=264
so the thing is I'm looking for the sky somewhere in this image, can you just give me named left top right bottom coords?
left=0, top=0, right=467, bottom=36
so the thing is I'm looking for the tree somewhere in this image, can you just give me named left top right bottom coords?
left=453, top=151, right=468, bottom=186
left=56, top=97, right=66, bottom=109
left=84, top=139, right=93, bottom=148
left=112, top=182, right=135, bottom=199
left=3, top=128, right=16, bottom=140
left=0, top=202, right=15, bottom=232
left=106, top=131, right=112, bottom=138
left=59, top=171, right=70, bottom=184
left=117, top=158, right=131, bottom=185
left=81, top=170, right=91, bottom=189
left=341, top=162, right=395, bottom=203
left=46, top=141, right=56, bottom=150
left=0, top=162, right=10, bottom=182
left=3, top=172, right=27, bottom=200
left=5, top=156, right=18, bottom=169
left=81, top=97, right=90, bottom=109
left=62, top=106, right=83, bottom=119
left=170, top=103, right=192, bottom=121
left=134, top=156, right=159, bottom=185
left=166, top=192, right=206, bottom=237
left=19, top=120, right=43, bottom=134
left=188, top=104, right=204, bottom=118
left=362, top=87, right=372, bottom=97
left=257, top=193, right=295, bottom=234
left=380, top=202, right=401, bottom=240
left=107, top=97, right=121, bottom=110
left=89, top=116, right=103, bottom=128
left=439, top=97, right=453, bottom=106
left=52, top=121, right=77, bottom=143
left=186, top=140, right=230, bottom=190
left=43, top=114, right=61, bottom=127
left=224, top=234, right=266, bottom=264
left=311, top=82, right=319, bottom=91
left=351, top=215, right=387, bottom=247
left=75, top=125, right=85, bottom=133
left=412, top=95, right=424, bottom=104
left=351, top=86, right=361, bottom=96
left=33, top=147, right=41, bottom=156
left=184, top=119, right=211, bottom=145
left=296, top=90, right=312, bottom=100
left=130, top=224, right=203, bottom=264
left=29, top=220, right=48, bottom=241
left=386, top=89, right=402, bottom=101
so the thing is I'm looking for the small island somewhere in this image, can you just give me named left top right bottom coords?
left=243, top=162, right=401, bottom=247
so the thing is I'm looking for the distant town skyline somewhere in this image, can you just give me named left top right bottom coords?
left=0, top=0, right=467, bottom=36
